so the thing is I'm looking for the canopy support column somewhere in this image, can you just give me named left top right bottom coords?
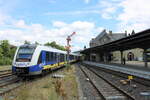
left=120, top=50, right=124, bottom=64
left=143, top=48, right=148, bottom=67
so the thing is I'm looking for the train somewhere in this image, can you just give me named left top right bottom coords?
left=12, top=44, right=79, bottom=76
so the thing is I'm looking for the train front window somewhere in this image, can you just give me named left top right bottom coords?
left=16, top=47, right=35, bottom=62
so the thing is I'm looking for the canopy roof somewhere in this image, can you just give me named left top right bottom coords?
left=81, top=28, right=150, bottom=54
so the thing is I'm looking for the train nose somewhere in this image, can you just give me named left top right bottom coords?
left=15, top=67, right=29, bottom=75
left=15, top=62, right=30, bottom=67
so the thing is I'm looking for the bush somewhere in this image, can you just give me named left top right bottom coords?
left=0, top=57, right=12, bottom=65
left=0, top=40, right=16, bottom=65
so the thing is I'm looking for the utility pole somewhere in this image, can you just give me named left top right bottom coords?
left=66, top=32, right=76, bottom=64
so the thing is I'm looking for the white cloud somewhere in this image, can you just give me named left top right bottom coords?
left=0, top=13, right=7, bottom=25
left=84, top=0, right=90, bottom=4
left=52, top=21, right=67, bottom=28
left=0, top=19, right=103, bottom=51
left=14, top=19, right=28, bottom=29
left=99, top=0, right=118, bottom=19
left=117, top=0, right=150, bottom=32
left=45, top=10, right=100, bottom=16
left=0, top=13, right=13, bottom=25
left=70, top=21, right=95, bottom=31
left=101, top=13, right=112, bottom=19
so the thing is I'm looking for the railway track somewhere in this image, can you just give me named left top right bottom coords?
left=0, top=72, right=12, bottom=79
left=0, top=69, right=11, bottom=73
left=85, top=63, right=150, bottom=87
left=83, top=64, right=150, bottom=100
left=0, top=79, right=22, bottom=95
left=78, top=64, right=135, bottom=100
left=0, top=70, right=22, bottom=95
left=83, top=62, right=150, bottom=87
left=0, top=66, right=66, bottom=96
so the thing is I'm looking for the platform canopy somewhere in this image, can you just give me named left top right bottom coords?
left=81, top=28, right=150, bottom=54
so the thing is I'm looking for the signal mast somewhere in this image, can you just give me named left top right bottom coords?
left=66, top=32, right=76, bottom=64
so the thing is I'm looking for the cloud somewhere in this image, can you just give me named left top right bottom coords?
left=117, top=0, right=150, bottom=32
left=52, top=21, right=67, bottom=28
left=0, top=13, right=8, bottom=25
left=14, top=19, right=28, bottom=29
left=98, top=0, right=150, bottom=32
left=84, top=0, right=90, bottom=4
left=0, top=13, right=13, bottom=25
left=0, top=20, right=103, bottom=51
left=98, top=0, right=118, bottom=19
left=45, top=10, right=100, bottom=16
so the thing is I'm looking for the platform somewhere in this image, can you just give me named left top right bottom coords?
left=108, top=61, right=150, bottom=72
left=83, top=61, right=150, bottom=80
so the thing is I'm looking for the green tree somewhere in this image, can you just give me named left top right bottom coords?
left=24, top=40, right=31, bottom=44
left=0, top=40, right=10, bottom=57
left=44, top=41, right=66, bottom=51
left=35, top=41, right=40, bottom=45
left=0, top=40, right=17, bottom=65
left=9, top=47, right=17, bottom=59
left=0, top=47, right=3, bottom=58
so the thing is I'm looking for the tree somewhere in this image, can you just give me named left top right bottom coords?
left=0, top=47, right=3, bottom=58
left=9, top=47, right=17, bottom=59
left=0, top=40, right=17, bottom=65
left=44, top=41, right=66, bottom=51
left=49, top=41, right=57, bottom=47
left=35, top=41, right=40, bottom=45
left=24, top=40, right=31, bottom=45
left=0, top=40, right=10, bottom=57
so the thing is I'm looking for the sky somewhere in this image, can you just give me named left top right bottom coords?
left=0, top=0, right=150, bottom=51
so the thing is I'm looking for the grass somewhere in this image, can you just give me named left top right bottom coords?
left=3, top=65, right=79, bottom=100
left=65, top=63, right=71, bottom=71
left=0, top=65, right=11, bottom=71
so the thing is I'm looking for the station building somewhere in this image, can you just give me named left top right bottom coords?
left=89, top=29, right=127, bottom=47
left=89, top=29, right=144, bottom=62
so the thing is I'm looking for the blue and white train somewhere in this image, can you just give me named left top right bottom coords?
left=12, top=44, right=79, bottom=76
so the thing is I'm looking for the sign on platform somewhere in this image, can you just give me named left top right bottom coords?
left=128, top=75, right=133, bottom=80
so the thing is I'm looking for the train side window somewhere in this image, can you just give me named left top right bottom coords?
left=60, top=54, right=64, bottom=62
left=55, top=53, right=57, bottom=61
left=46, top=52, right=50, bottom=62
left=49, top=52, right=51, bottom=61
left=38, top=52, right=42, bottom=64
left=56, top=53, right=59, bottom=62
left=63, top=54, right=65, bottom=61
left=69, top=55, right=71, bottom=60
left=53, top=53, right=56, bottom=61
left=49, top=52, right=53, bottom=61
left=60, top=54, right=61, bottom=62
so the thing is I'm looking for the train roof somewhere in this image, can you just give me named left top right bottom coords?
left=38, top=45, right=67, bottom=54
left=19, top=44, right=79, bottom=56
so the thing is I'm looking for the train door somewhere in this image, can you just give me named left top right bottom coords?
left=64, top=54, right=67, bottom=63
left=41, top=51, right=46, bottom=64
